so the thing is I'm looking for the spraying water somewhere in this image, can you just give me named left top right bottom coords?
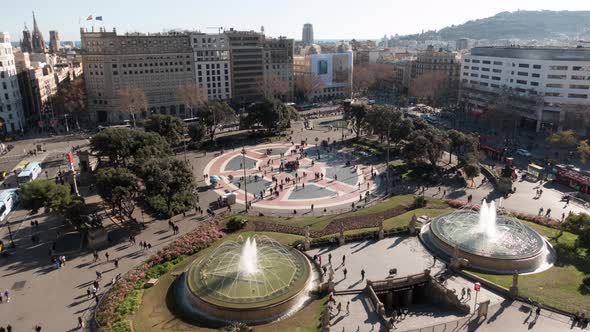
left=238, top=237, right=259, bottom=276
left=478, top=200, right=497, bottom=238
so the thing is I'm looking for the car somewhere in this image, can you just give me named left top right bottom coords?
left=516, top=149, right=532, bottom=157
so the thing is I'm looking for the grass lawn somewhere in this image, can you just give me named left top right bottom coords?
left=232, top=194, right=418, bottom=231
left=383, top=207, right=455, bottom=229
left=472, top=219, right=590, bottom=313
left=131, top=232, right=323, bottom=331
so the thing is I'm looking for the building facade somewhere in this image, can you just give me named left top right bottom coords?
left=190, top=33, right=231, bottom=101
left=262, top=37, right=294, bottom=101
left=80, top=28, right=195, bottom=123
left=460, top=46, right=590, bottom=132
left=227, top=30, right=265, bottom=105
left=302, top=23, right=314, bottom=46
left=21, top=28, right=33, bottom=53
left=0, top=33, right=25, bottom=133
left=409, top=45, right=460, bottom=104
left=49, top=30, right=60, bottom=54
left=294, top=51, right=353, bottom=101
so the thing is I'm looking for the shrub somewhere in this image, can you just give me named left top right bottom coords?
left=583, top=275, right=590, bottom=287
left=413, top=196, right=427, bottom=208
left=226, top=217, right=248, bottom=232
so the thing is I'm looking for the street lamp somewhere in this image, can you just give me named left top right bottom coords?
left=242, top=147, right=248, bottom=211
left=6, top=223, right=15, bottom=248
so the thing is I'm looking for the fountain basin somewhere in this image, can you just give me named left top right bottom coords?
left=175, top=236, right=314, bottom=324
left=420, top=210, right=555, bottom=274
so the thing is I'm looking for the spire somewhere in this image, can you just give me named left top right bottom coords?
left=32, top=11, right=39, bottom=33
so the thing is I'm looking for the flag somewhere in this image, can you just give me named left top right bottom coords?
left=86, top=15, right=93, bottom=21
left=67, top=151, right=75, bottom=172
left=95, top=16, right=103, bottom=21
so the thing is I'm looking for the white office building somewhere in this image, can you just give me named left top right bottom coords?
left=190, top=33, right=231, bottom=101
left=0, top=32, right=25, bottom=133
left=460, top=46, right=590, bottom=132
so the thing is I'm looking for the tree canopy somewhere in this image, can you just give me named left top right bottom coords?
left=196, top=100, right=237, bottom=141
left=90, top=128, right=171, bottom=166
left=403, top=127, right=449, bottom=167
left=245, top=98, right=297, bottom=132
left=143, top=114, right=187, bottom=146
left=20, top=180, right=76, bottom=211
left=344, top=103, right=368, bottom=138
left=96, top=167, right=141, bottom=220
left=188, top=122, right=206, bottom=145
left=137, top=158, right=195, bottom=217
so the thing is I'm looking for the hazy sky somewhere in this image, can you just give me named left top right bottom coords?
left=2, top=0, right=589, bottom=41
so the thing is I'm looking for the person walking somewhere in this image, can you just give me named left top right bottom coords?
left=342, top=254, right=346, bottom=266
left=105, top=252, right=110, bottom=262
left=114, top=258, right=119, bottom=268
left=361, top=269, right=365, bottom=280
left=433, top=256, right=437, bottom=266
left=4, top=289, right=9, bottom=303
left=77, top=316, right=84, bottom=329
left=86, top=287, right=92, bottom=299
left=346, top=301, right=350, bottom=314
left=328, top=253, right=332, bottom=265
left=343, top=268, right=348, bottom=279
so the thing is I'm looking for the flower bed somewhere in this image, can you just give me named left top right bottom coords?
left=95, top=220, right=225, bottom=329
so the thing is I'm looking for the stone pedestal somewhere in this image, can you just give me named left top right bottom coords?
left=404, top=288, right=414, bottom=306
left=304, top=239, right=310, bottom=251
left=509, top=286, right=519, bottom=298
left=409, top=214, right=418, bottom=235
left=87, top=228, right=108, bottom=249
left=338, top=235, right=345, bottom=246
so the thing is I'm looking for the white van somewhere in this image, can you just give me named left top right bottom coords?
left=0, top=189, right=20, bottom=222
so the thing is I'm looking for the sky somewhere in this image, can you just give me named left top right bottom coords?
left=1, top=0, right=589, bottom=42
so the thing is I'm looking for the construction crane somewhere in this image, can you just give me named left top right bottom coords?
left=206, top=27, right=223, bottom=34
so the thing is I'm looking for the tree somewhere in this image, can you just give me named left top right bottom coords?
left=294, top=73, right=324, bottom=102
left=245, top=98, right=297, bottom=132
left=364, top=105, right=402, bottom=138
left=463, top=164, right=480, bottom=187
left=352, top=64, right=376, bottom=97
left=343, top=103, right=368, bottom=139
left=176, top=83, right=206, bottom=119
left=20, top=180, right=75, bottom=211
left=144, top=114, right=187, bottom=146
left=54, top=78, right=86, bottom=129
left=409, top=71, right=455, bottom=106
left=578, top=140, right=590, bottom=164
left=118, top=88, right=147, bottom=127
left=138, top=158, right=195, bottom=217
left=563, top=213, right=590, bottom=248
left=90, top=128, right=171, bottom=166
left=95, top=168, right=140, bottom=221
left=257, top=74, right=290, bottom=101
left=188, top=122, right=206, bottom=146
left=196, top=100, right=237, bottom=141
left=403, top=127, right=449, bottom=167
left=547, top=129, right=577, bottom=146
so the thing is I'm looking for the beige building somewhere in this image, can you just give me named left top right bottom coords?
left=80, top=28, right=195, bottom=123
left=190, top=33, right=231, bottom=102
left=409, top=45, right=460, bottom=104
left=262, top=37, right=294, bottom=102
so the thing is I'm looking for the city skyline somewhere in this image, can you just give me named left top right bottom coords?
left=2, top=0, right=589, bottom=42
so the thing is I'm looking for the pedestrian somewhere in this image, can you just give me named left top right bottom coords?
left=467, top=288, right=471, bottom=300
left=461, top=288, right=466, bottom=299
left=433, top=256, right=437, bottom=266
left=105, top=252, right=110, bottom=262
left=336, top=302, right=342, bottom=314
left=311, top=204, right=314, bottom=211
left=346, top=300, right=350, bottom=314
left=328, top=253, right=332, bottom=265
left=93, top=250, right=99, bottom=262
left=443, top=189, right=446, bottom=197
left=361, top=269, right=365, bottom=280
left=34, top=325, right=42, bottom=332
left=78, top=316, right=84, bottom=328
left=546, top=208, right=552, bottom=217
left=342, top=254, right=346, bottom=266
left=322, top=265, right=327, bottom=275
left=343, top=268, right=347, bottom=279
left=4, top=289, right=9, bottom=303
left=114, top=258, right=119, bottom=268
left=87, top=287, right=92, bottom=299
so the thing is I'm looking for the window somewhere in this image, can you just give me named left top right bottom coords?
left=464, top=59, right=470, bottom=63
left=491, top=84, right=500, bottom=88
left=483, top=60, right=491, bottom=64
left=546, top=83, right=563, bottom=88
left=492, top=76, right=501, bottom=81
left=532, top=73, right=540, bottom=78
left=516, top=80, right=527, bottom=85
left=481, top=67, right=490, bottom=72
left=518, top=63, right=530, bottom=68
left=545, top=92, right=561, bottom=97
left=570, top=84, right=590, bottom=90
left=517, top=72, right=528, bottom=76
left=472, top=59, right=480, bottom=63
left=471, top=66, right=479, bottom=70
left=573, top=66, right=590, bottom=71
left=463, top=66, right=469, bottom=70
left=493, top=61, right=503, bottom=65
left=533, top=65, right=541, bottom=69
left=549, top=65, right=568, bottom=70
left=479, top=82, right=488, bottom=86
left=571, top=75, right=590, bottom=80
left=568, top=93, right=588, bottom=99
left=470, top=73, right=478, bottom=77
left=548, top=74, right=566, bottom=79
left=492, top=69, right=502, bottom=73
left=481, top=75, right=489, bottom=79
left=530, top=82, right=539, bottom=86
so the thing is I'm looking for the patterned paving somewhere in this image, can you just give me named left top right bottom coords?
left=203, top=143, right=381, bottom=211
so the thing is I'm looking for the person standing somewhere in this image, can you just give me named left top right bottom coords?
left=328, top=253, right=332, bottom=265
left=361, top=269, right=365, bottom=280
left=114, top=258, right=119, bottom=268
left=105, top=252, right=110, bottom=262
left=343, top=268, right=348, bottom=279
left=4, top=289, right=9, bottom=303
left=342, top=254, right=346, bottom=266
left=77, top=316, right=84, bottom=329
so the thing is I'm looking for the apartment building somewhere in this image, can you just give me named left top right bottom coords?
left=460, top=46, right=590, bottom=132
left=80, top=28, right=195, bottom=123
left=262, top=37, right=294, bottom=101
left=190, top=33, right=231, bottom=101
left=0, top=32, right=25, bottom=133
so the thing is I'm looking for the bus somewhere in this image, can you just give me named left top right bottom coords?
left=0, top=189, right=19, bottom=222
left=13, top=160, right=29, bottom=174
left=17, top=162, right=42, bottom=185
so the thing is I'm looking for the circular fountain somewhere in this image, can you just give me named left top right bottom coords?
left=173, top=236, right=314, bottom=324
left=420, top=200, right=555, bottom=274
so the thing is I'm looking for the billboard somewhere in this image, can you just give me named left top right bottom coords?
left=310, top=52, right=353, bottom=88
left=332, top=54, right=349, bottom=83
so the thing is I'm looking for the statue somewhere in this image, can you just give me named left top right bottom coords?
left=509, top=270, right=519, bottom=298
left=304, top=226, right=311, bottom=250
left=409, top=214, right=418, bottom=235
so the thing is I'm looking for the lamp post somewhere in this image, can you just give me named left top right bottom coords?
left=6, top=223, right=15, bottom=248
left=242, top=147, right=248, bottom=211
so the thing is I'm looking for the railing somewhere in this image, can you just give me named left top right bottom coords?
left=369, top=273, right=430, bottom=291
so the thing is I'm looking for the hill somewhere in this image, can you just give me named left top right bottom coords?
left=401, top=10, right=590, bottom=41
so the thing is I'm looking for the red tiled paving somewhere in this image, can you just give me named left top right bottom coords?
left=203, top=143, right=379, bottom=210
